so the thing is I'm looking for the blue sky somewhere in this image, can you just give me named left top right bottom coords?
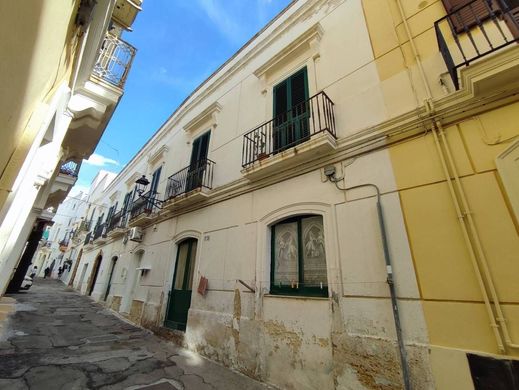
left=73, top=0, right=292, bottom=196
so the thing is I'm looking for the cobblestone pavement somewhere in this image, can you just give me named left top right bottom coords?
left=0, top=279, right=275, bottom=390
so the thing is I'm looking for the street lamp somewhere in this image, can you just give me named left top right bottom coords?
left=135, top=175, right=150, bottom=195
left=134, top=175, right=163, bottom=209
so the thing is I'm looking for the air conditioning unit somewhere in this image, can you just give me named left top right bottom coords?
left=129, top=227, right=143, bottom=242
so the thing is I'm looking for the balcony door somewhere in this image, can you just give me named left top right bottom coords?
left=186, top=131, right=210, bottom=192
left=147, top=167, right=161, bottom=210
left=165, top=238, right=197, bottom=331
left=273, top=67, right=309, bottom=153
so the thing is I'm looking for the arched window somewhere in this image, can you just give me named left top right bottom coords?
left=271, top=214, right=327, bottom=297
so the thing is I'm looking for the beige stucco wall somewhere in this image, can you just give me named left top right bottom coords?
left=0, top=0, right=79, bottom=210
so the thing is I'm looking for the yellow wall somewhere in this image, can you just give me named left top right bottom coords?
left=363, top=0, right=519, bottom=386
left=0, top=1, right=80, bottom=209
left=392, top=112, right=519, bottom=354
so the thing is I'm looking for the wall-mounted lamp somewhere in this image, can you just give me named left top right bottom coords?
left=134, top=175, right=164, bottom=209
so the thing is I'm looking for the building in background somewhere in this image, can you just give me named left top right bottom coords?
left=47, top=0, right=519, bottom=389
left=32, top=191, right=89, bottom=280
left=0, top=0, right=141, bottom=294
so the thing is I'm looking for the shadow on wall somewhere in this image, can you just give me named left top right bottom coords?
left=0, top=0, right=79, bottom=196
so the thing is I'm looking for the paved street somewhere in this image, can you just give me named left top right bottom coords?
left=0, top=279, right=274, bottom=390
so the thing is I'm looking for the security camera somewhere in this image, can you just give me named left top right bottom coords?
left=324, top=166, right=336, bottom=178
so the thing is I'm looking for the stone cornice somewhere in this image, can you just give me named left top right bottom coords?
left=253, top=22, right=323, bottom=79
left=183, top=102, right=221, bottom=133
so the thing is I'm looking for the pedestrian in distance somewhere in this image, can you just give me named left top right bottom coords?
left=44, top=267, right=50, bottom=278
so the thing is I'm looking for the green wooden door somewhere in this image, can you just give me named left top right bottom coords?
left=165, top=238, right=197, bottom=331
left=186, top=131, right=210, bottom=192
left=273, top=67, right=309, bottom=153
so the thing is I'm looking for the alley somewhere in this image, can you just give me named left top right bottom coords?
left=0, top=279, right=274, bottom=390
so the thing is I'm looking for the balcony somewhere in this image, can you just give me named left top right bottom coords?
left=58, top=239, right=70, bottom=253
left=241, top=91, right=336, bottom=180
left=162, top=159, right=215, bottom=210
left=45, top=161, right=81, bottom=209
left=106, top=210, right=128, bottom=237
left=59, top=161, right=81, bottom=177
left=84, top=232, right=93, bottom=246
left=79, top=220, right=91, bottom=232
left=435, top=0, right=519, bottom=90
left=92, top=33, right=136, bottom=89
left=93, top=223, right=107, bottom=243
left=129, top=191, right=160, bottom=227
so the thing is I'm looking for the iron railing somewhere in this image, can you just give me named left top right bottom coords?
left=93, top=223, right=107, bottom=240
left=84, top=231, right=92, bottom=245
left=107, top=210, right=127, bottom=232
left=242, top=91, right=336, bottom=167
left=92, top=33, right=136, bottom=88
left=165, top=159, right=215, bottom=200
left=79, top=220, right=91, bottom=232
left=130, top=191, right=160, bottom=220
left=435, top=0, right=519, bottom=89
left=59, top=161, right=80, bottom=177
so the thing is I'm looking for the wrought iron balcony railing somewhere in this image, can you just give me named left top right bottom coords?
left=92, top=33, right=136, bottom=88
left=59, top=160, right=81, bottom=177
left=130, top=191, right=160, bottom=220
left=165, top=159, right=215, bottom=200
left=93, top=223, right=107, bottom=240
left=79, top=220, right=91, bottom=232
left=242, top=91, right=336, bottom=167
left=107, top=210, right=127, bottom=232
left=435, top=0, right=519, bottom=90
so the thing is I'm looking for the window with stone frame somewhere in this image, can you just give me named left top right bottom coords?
left=270, top=214, right=328, bottom=297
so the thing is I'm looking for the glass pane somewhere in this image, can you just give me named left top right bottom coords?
left=302, top=216, right=327, bottom=289
left=186, top=240, right=197, bottom=290
left=174, top=242, right=189, bottom=290
left=273, top=222, right=299, bottom=286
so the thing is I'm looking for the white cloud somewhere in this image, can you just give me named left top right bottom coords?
left=83, top=153, right=120, bottom=167
left=195, top=0, right=244, bottom=44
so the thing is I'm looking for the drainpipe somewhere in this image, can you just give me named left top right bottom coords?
left=325, top=169, right=411, bottom=390
left=395, top=0, right=518, bottom=351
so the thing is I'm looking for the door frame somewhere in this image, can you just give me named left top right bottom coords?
left=164, top=237, right=199, bottom=331
left=87, top=253, right=103, bottom=296
left=103, top=256, right=118, bottom=301
left=272, top=66, right=309, bottom=153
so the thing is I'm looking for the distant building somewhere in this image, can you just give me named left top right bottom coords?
left=0, top=0, right=141, bottom=294
left=64, top=1, right=519, bottom=389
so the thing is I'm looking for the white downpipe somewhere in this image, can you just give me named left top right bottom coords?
left=395, top=0, right=518, bottom=352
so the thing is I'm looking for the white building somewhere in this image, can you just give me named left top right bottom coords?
left=0, top=0, right=141, bottom=294
left=69, top=0, right=519, bottom=389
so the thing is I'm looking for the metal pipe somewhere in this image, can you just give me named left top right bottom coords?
left=431, top=125, right=505, bottom=352
left=330, top=179, right=411, bottom=390
left=394, top=0, right=517, bottom=351
left=436, top=122, right=518, bottom=350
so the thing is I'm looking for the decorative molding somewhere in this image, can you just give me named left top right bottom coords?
left=125, top=172, right=141, bottom=187
left=173, top=229, right=202, bottom=244
left=253, top=22, right=324, bottom=80
left=148, top=145, right=169, bottom=165
left=109, top=191, right=121, bottom=202
left=183, top=102, right=222, bottom=132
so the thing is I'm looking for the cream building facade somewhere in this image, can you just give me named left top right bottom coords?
left=70, top=0, right=519, bottom=389
left=0, top=0, right=141, bottom=294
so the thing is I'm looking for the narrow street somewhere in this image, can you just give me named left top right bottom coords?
left=0, top=279, right=274, bottom=390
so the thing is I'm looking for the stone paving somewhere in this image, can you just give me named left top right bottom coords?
left=0, top=279, right=275, bottom=390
